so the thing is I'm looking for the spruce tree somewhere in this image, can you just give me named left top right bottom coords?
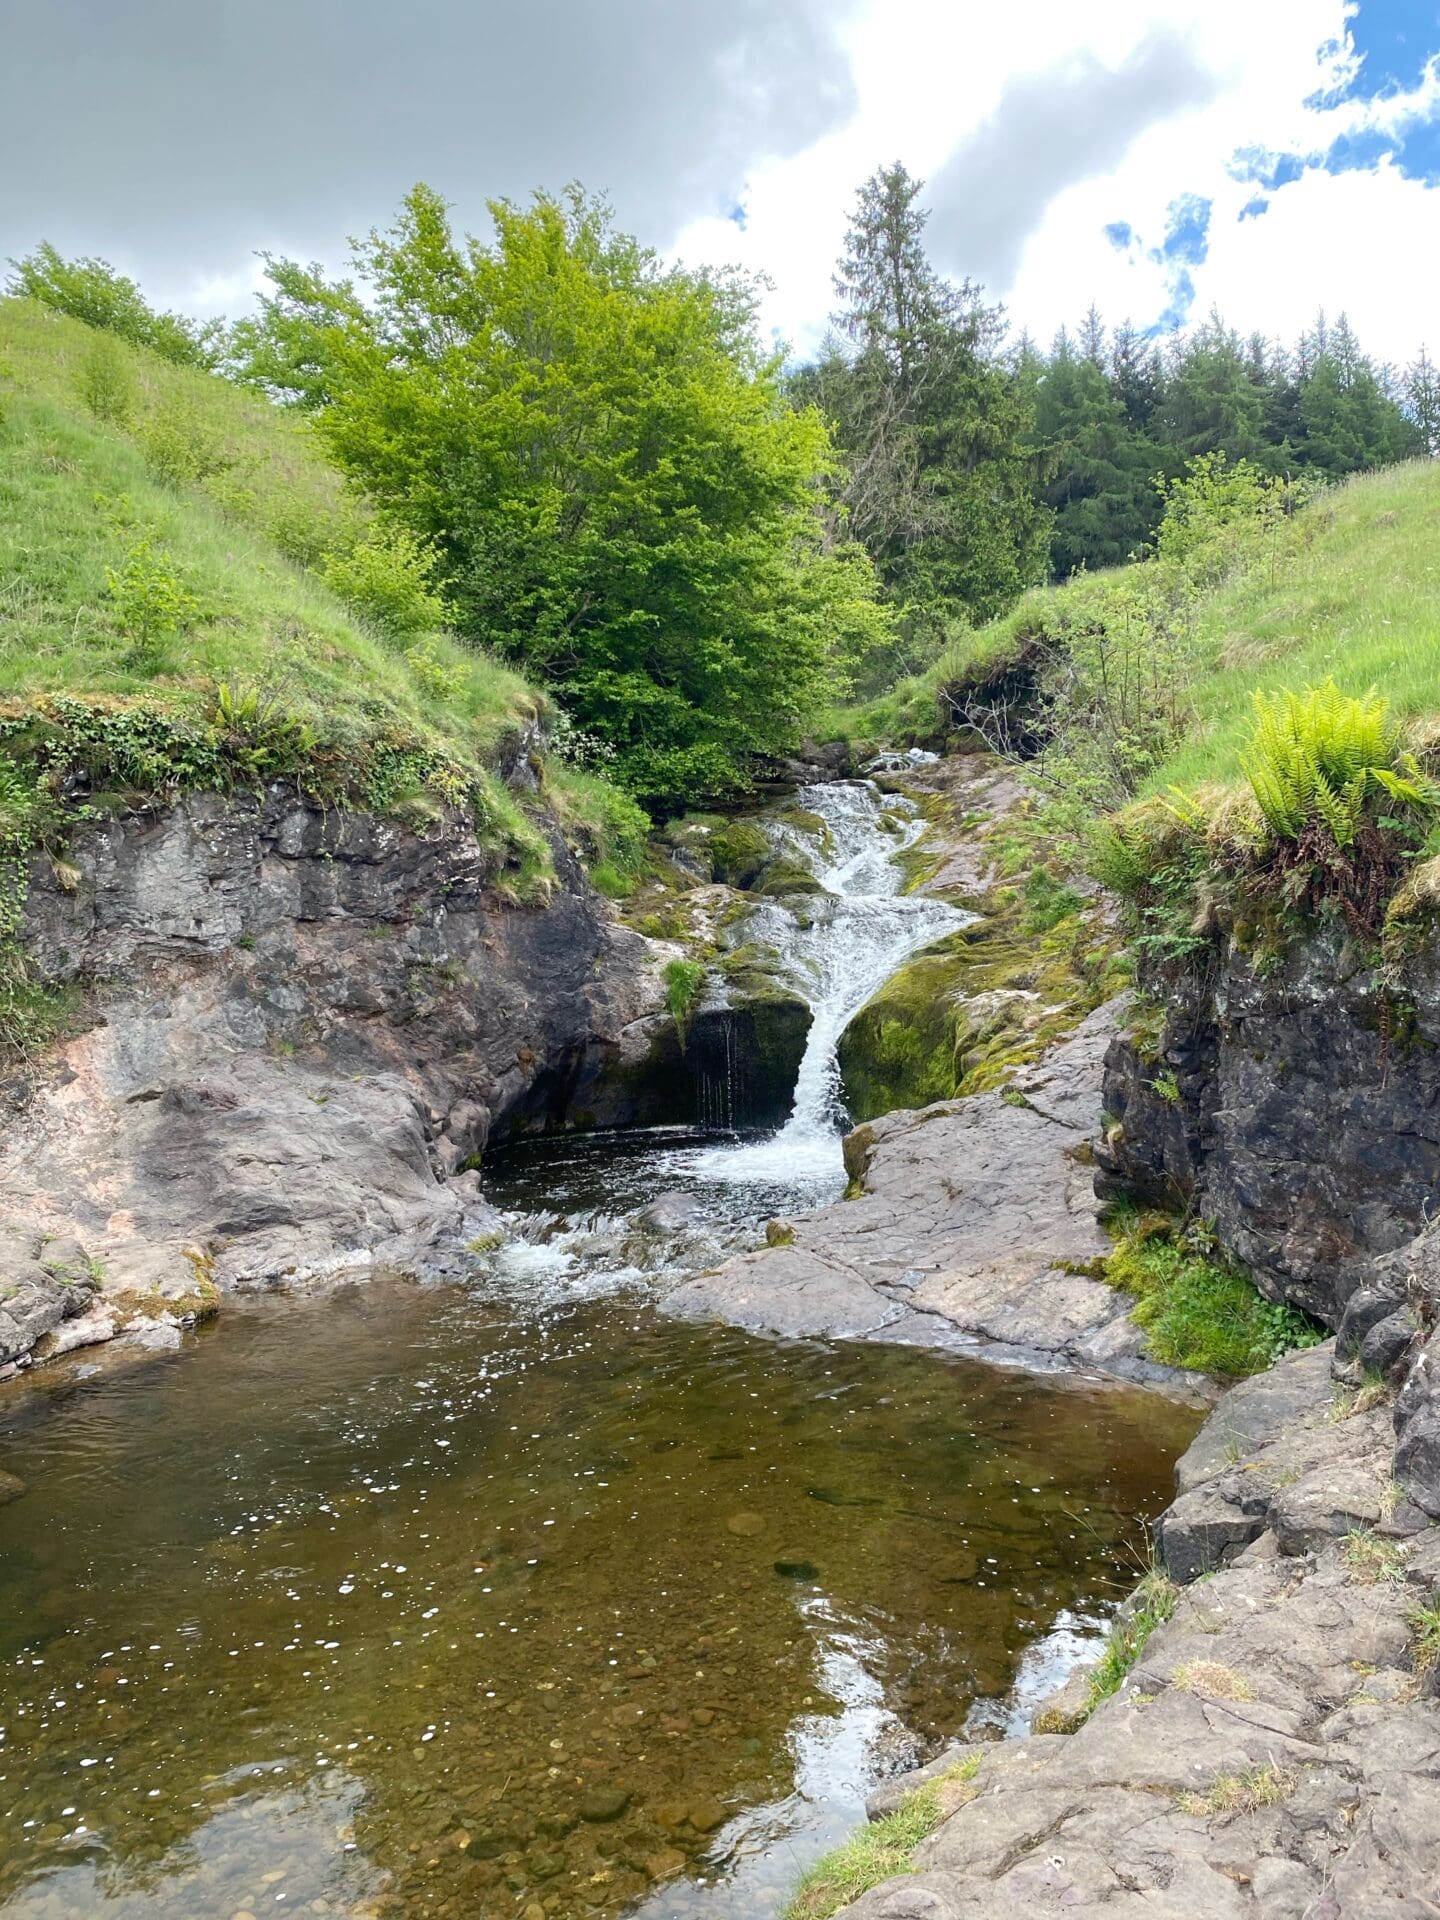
left=807, top=163, right=1049, bottom=629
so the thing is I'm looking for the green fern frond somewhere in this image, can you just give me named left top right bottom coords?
left=1241, top=679, right=1435, bottom=851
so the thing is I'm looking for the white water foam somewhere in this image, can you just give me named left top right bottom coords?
left=671, top=781, right=971, bottom=1195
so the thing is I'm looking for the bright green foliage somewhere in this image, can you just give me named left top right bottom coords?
left=1242, top=680, right=1437, bottom=849
left=1105, top=1215, right=1325, bottom=1376
left=797, top=165, right=1049, bottom=642
left=663, top=958, right=705, bottom=1026
left=320, top=523, right=448, bottom=637
left=104, top=534, right=202, bottom=667
left=545, top=763, right=650, bottom=898
left=76, top=332, right=135, bottom=425
left=230, top=185, right=889, bottom=807
left=8, top=242, right=226, bottom=369
left=1151, top=453, right=1293, bottom=578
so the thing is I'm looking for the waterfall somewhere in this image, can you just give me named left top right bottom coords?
left=674, top=780, right=971, bottom=1194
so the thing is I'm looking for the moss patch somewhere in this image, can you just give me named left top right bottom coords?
left=1103, top=1210, right=1326, bottom=1377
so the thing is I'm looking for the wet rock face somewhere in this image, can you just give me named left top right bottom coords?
left=1095, top=927, right=1440, bottom=1326
left=2, top=789, right=660, bottom=1320
left=571, top=999, right=812, bottom=1133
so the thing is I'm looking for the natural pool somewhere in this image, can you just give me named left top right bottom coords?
left=0, top=1275, right=1197, bottom=1920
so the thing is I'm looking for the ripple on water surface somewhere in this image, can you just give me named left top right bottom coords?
left=0, top=1277, right=1199, bottom=1919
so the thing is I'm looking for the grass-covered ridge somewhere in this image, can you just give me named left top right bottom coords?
left=831, top=457, right=1440, bottom=799
left=0, top=297, right=545, bottom=771
left=0, top=296, right=653, bottom=1049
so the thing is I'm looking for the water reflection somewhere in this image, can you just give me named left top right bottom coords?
left=0, top=1279, right=1198, bottom=1918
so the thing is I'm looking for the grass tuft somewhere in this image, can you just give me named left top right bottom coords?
left=1342, top=1531, right=1405, bottom=1586
left=1176, top=1764, right=1297, bottom=1818
left=1083, top=1567, right=1179, bottom=1713
left=782, top=1759, right=982, bottom=1920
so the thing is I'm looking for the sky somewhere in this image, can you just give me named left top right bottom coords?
left=2, top=0, right=1437, bottom=367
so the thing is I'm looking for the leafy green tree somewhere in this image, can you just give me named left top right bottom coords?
left=230, top=184, right=887, bottom=807
left=7, top=242, right=226, bottom=369
left=797, top=164, right=1049, bottom=632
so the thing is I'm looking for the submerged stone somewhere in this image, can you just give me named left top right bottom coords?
left=578, top=1787, right=631, bottom=1823
left=772, top=1558, right=820, bottom=1581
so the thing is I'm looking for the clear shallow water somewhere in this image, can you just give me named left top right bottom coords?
left=0, top=1281, right=1198, bottom=1920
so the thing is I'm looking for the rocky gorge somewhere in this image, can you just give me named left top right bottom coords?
left=2, top=745, right=1440, bottom=1920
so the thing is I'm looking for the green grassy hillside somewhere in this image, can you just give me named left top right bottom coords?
left=1144, top=462, right=1440, bottom=792
left=832, top=458, right=1440, bottom=798
left=0, top=298, right=650, bottom=1047
left=0, top=297, right=547, bottom=774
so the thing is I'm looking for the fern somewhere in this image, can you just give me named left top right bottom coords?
left=1240, top=680, right=1440, bottom=848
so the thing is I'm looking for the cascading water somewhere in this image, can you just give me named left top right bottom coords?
left=672, top=779, right=971, bottom=1198
left=479, top=775, right=972, bottom=1295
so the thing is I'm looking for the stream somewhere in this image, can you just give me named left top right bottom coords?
left=0, top=781, right=1200, bottom=1920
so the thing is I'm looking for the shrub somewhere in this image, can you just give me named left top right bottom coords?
left=404, top=637, right=469, bottom=706
left=77, top=333, right=134, bottom=425
left=104, top=535, right=202, bottom=666
left=136, top=398, right=237, bottom=488
left=320, top=524, right=448, bottom=637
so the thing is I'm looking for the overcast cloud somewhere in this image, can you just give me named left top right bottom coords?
left=0, top=0, right=859, bottom=305
left=923, top=32, right=1220, bottom=288
left=3, top=2, right=1438, bottom=364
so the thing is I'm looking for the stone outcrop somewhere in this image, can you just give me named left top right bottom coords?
left=0, top=787, right=665, bottom=1347
left=831, top=1323, right=1440, bottom=1919
left=0, top=1220, right=99, bottom=1369
left=1095, top=925, right=1440, bottom=1326
left=665, top=1000, right=1206, bottom=1395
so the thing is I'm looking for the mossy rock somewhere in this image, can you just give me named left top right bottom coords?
left=773, top=806, right=831, bottom=840
left=717, top=941, right=796, bottom=1001
left=708, top=819, right=773, bottom=888
left=837, top=946, right=968, bottom=1121
left=752, top=857, right=824, bottom=897
left=837, top=890, right=1120, bottom=1122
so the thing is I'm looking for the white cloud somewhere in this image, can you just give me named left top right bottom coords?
left=671, top=0, right=1440, bottom=366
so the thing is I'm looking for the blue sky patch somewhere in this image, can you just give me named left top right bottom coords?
left=1127, top=194, right=1213, bottom=335
left=1309, top=0, right=1440, bottom=105
left=1239, top=194, right=1270, bottom=220
left=1238, top=3, right=1440, bottom=194
left=1103, top=220, right=1134, bottom=250
left=1155, top=193, right=1212, bottom=265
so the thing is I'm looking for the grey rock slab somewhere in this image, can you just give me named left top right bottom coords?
left=667, top=1000, right=1201, bottom=1392
left=666, top=1247, right=904, bottom=1339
